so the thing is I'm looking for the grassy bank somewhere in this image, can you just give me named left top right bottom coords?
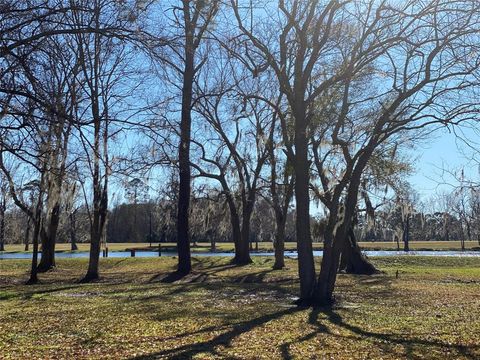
left=2, top=240, right=480, bottom=253
left=0, top=257, right=479, bottom=359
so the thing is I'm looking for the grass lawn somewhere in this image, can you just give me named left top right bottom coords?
left=1, top=256, right=479, bottom=359
left=2, top=240, right=480, bottom=253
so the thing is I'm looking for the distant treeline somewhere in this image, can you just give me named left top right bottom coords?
left=2, top=197, right=478, bottom=247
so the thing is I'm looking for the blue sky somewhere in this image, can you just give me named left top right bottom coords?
left=408, top=126, right=478, bottom=201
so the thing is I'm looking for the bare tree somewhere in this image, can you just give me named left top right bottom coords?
left=232, top=0, right=480, bottom=305
left=167, top=0, right=220, bottom=274
left=69, top=0, right=140, bottom=281
left=191, top=67, right=274, bottom=264
left=265, top=115, right=294, bottom=270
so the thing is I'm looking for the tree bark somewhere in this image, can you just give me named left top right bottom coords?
left=339, top=227, right=378, bottom=275
left=233, top=206, right=253, bottom=265
left=176, top=2, right=195, bottom=275
left=37, top=203, right=61, bottom=272
left=226, top=197, right=242, bottom=261
left=24, top=217, right=31, bottom=251
left=314, top=223, right=342, bottom=305
left=83, top=188, right=107, bottom=282
left=314, top=157, right=370, bottom=305
left=0, top=200, right=5, bottom=252
left=403, top=215, right=410, bottom=252
left=83, top=112, right=107, bottom=282
left=27, top=175, right=46, bottom=285
left=273, top=214, right=286, bottom=270
left=69, top=212, right=78, bottom=251
left=27, top=207, right=42, bottom=284
left=234, top=222, right=252, bottom=264
left=293, top=105, right=316, bottom=302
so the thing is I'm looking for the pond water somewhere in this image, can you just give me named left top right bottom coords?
left=0, top=250, right=479, bottom=260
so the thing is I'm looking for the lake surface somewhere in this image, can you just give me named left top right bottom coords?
left=1, top=250, right=479, bottom=259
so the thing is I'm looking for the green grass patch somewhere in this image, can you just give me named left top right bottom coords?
left=0, top=257, right=479, bottom=359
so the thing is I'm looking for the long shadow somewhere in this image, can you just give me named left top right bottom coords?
left=158, top=271, right=190, bottom=284
left=148, top=264, right=290, bottom=288
left=310, top=307, right=480, bottom=359
left=278, top=309, right=331, bottom=360
left=103, top=258, right=129, bottom=269
left=147, top=261, right=238, bottom=284
left=128, top=307, right=300, bottom=360
left=0, top=284, right=84, bottom=303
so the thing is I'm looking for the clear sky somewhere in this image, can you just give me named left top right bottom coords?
left=408, top=125, right=479, bottom=202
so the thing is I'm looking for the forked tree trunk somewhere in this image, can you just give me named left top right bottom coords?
left=37, top=203, right=61, bottom=272
left=27, top=180, right=46, bottom=285
left=314, top=160, right=369, bottom=305
left=225, top=193, right=253, bottom=265
left=313, top=224, right=344, bottom=305
left=339, top=227, right=378, bottom=275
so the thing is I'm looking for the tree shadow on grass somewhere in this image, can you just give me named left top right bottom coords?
left=0, top=284, right=82, bottom=301
left=127, top=307, right=300, bottom=360
left=304, top=307, right=480, bottom=360
left=147, top=260, right=239, bottom=284
left=277, top=305, right=480, bottom=360
left=148, top=265, right=290, bottom=288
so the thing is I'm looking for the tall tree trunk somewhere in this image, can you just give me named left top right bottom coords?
left=273, top=213, right=286, bottom=270
left=293, top=106, right=315, bottom=302
left=83, top=102, right=107, bottom=282
left=176, top=4, right=195, bottom=275
left=339, top=227, right=378, bottom=275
